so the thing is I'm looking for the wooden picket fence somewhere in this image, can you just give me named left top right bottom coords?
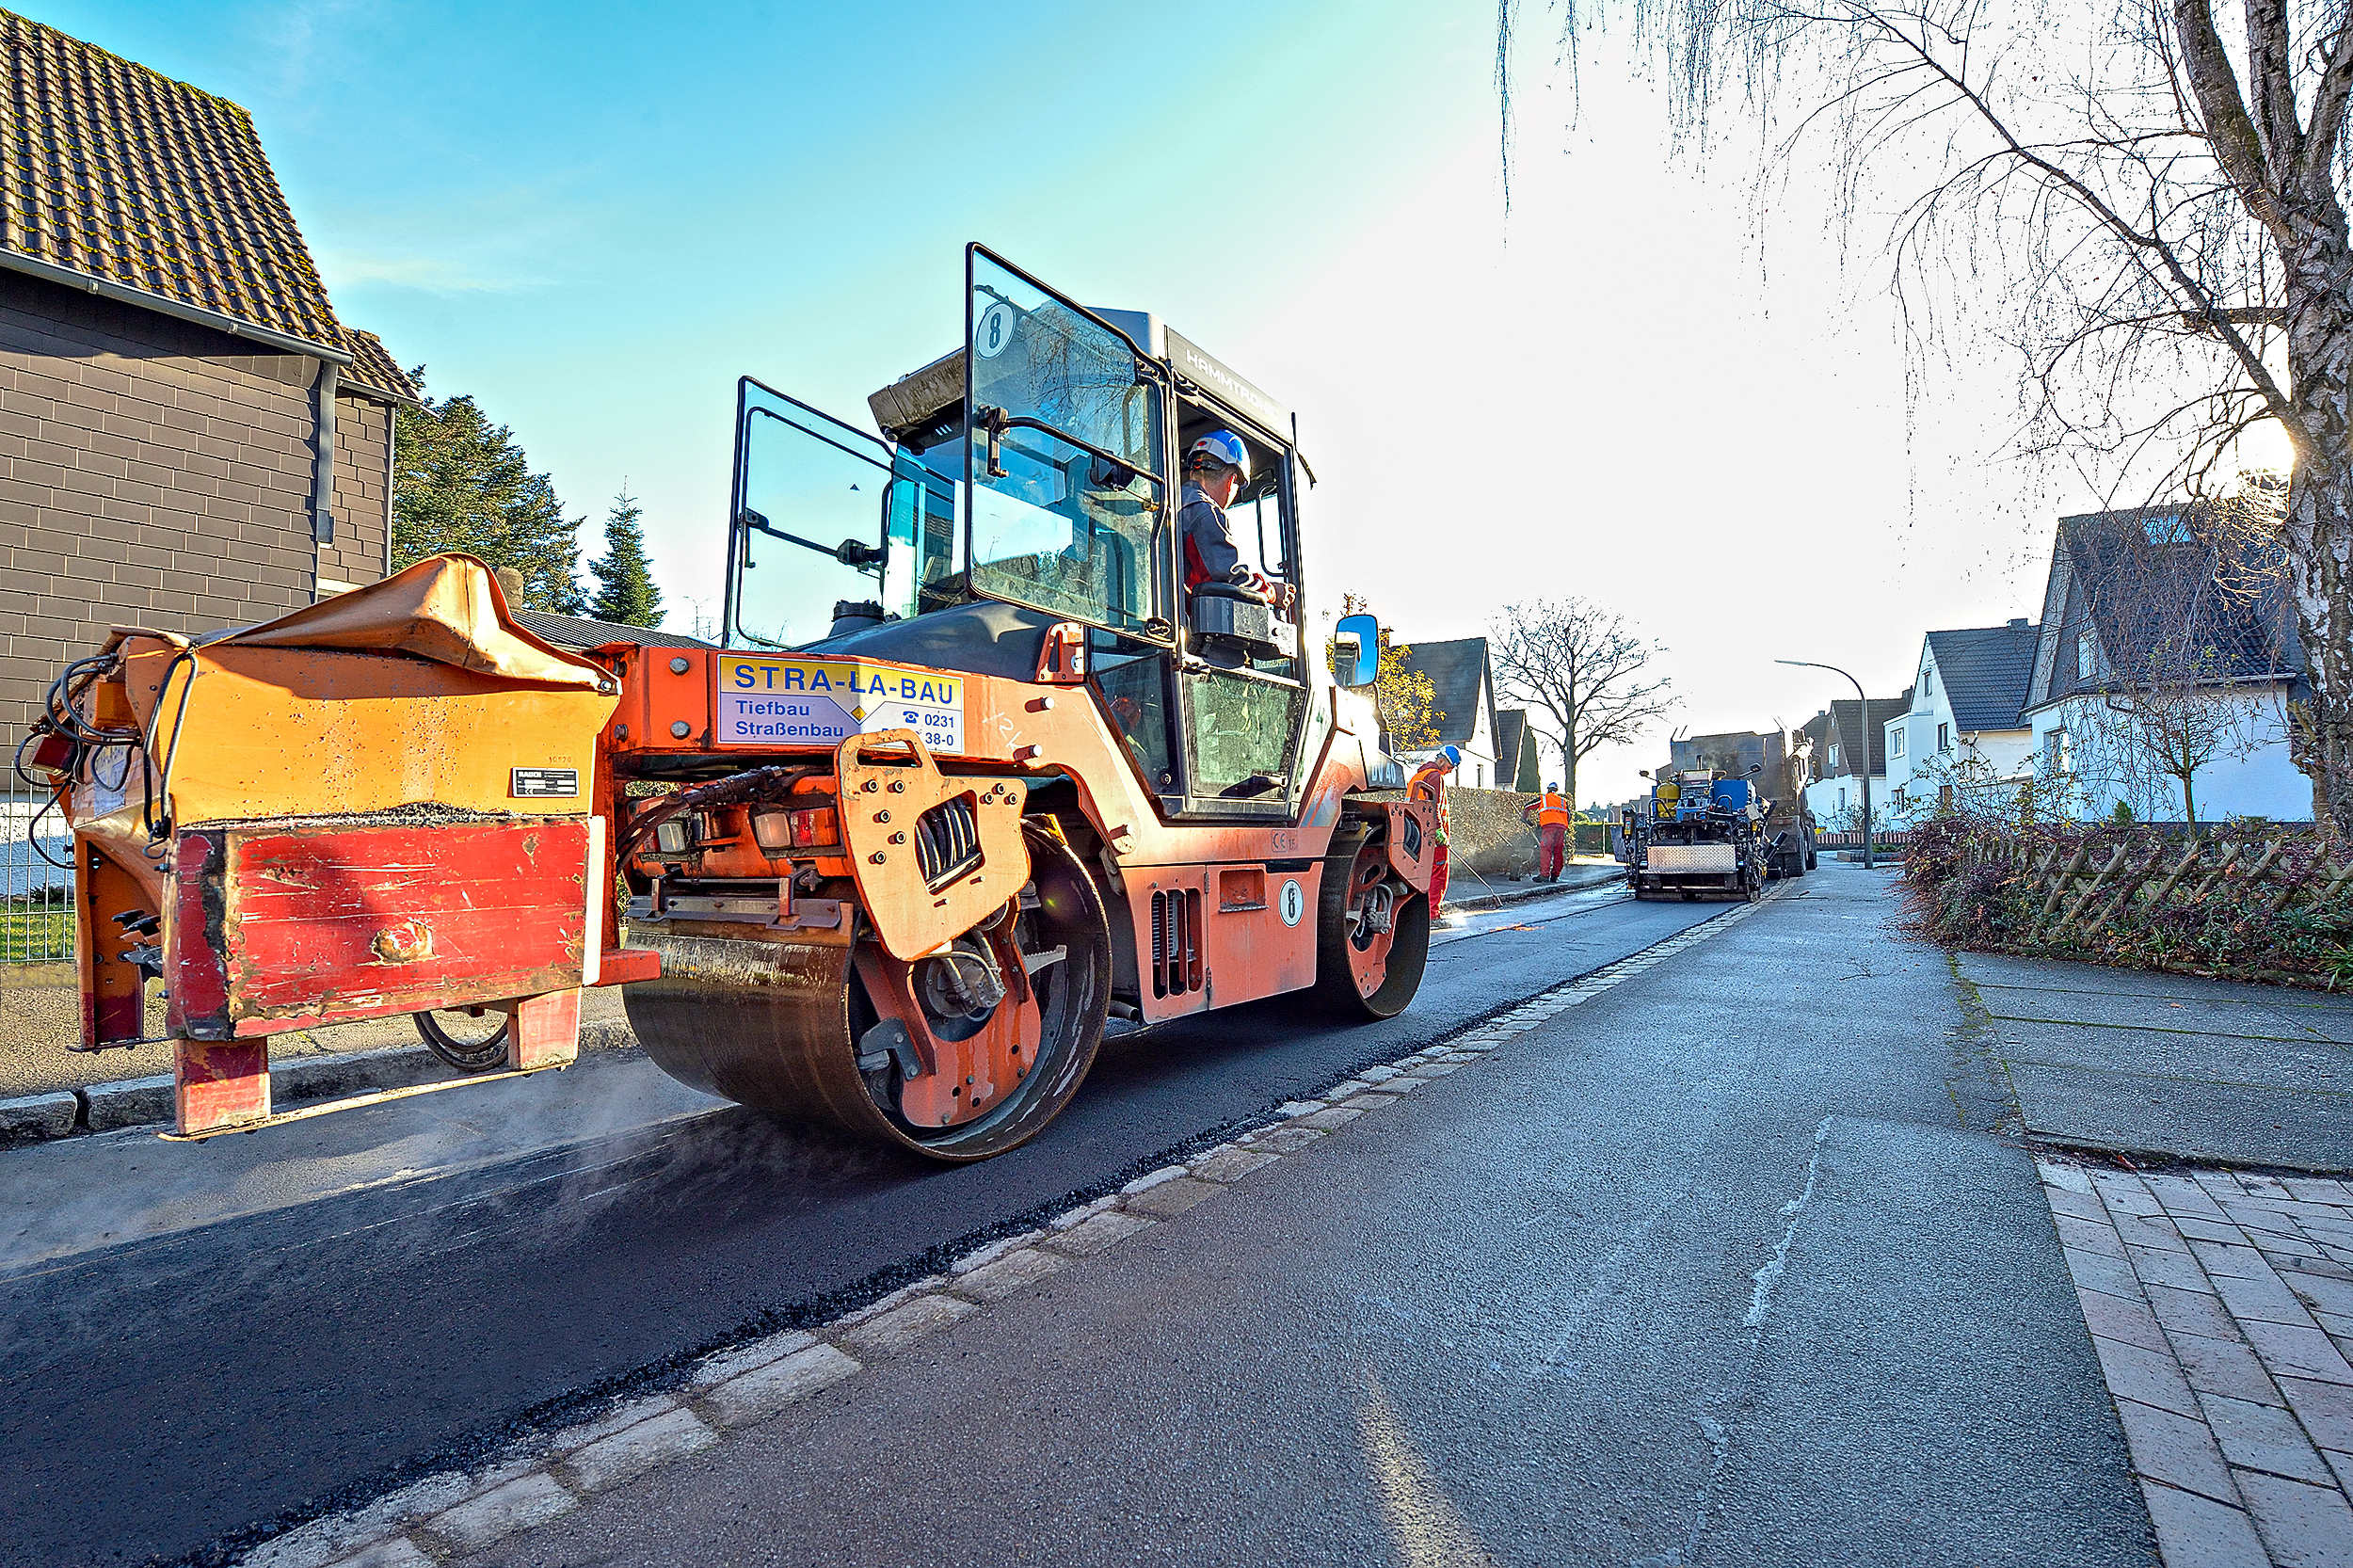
left=1982, top=831, right=2353, bottom=945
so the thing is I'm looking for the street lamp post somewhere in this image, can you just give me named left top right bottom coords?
left=1777, top=659, right=1873, bottom=870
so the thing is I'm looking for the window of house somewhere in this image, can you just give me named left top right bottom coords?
left=2144, top=512, right=2192, bottom=544
left=1890, top=728, right=1905, bottom=759
left=1922, top=667, right=1935, bottom=697
left=1937, top=722, right=1951, bottom=752
left=1828, top=743, right=1841, bottom=767
left=1838, top=787, right=1849, bottom=811
left=2075, top=630, right=2105, bottom=681
left=2043, top=727, right=2071, bottom=774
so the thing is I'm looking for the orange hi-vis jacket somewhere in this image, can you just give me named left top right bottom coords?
left=1536, top=791, right=1572, bottom=829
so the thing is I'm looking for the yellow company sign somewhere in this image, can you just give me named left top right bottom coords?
left=714, top=655, right=966, bottom=753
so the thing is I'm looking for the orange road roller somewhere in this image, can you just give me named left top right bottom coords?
left=24, top=245, right=1442, bottom=1160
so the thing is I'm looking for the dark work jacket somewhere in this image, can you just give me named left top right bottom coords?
left=1177, top=481, right=1246, bottom=587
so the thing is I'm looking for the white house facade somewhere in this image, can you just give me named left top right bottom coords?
left=1881, top=620, right=2041, bottom=826
left=2017, top=505, right=2314, bottom=824
left=1799, top=692, right=1912, bottom=832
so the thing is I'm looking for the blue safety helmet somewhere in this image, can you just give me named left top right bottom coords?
left=1437, top=744, right=1462, bottom=769
left=1187, top=429, right=1251, bottom=480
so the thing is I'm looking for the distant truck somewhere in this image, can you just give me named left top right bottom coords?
left=1619, top=729, right=1817, bottom=900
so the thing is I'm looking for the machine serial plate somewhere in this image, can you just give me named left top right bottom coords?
left=510, top=767, right=580, bottom=797
left=714, top=654, right=966, bottom=753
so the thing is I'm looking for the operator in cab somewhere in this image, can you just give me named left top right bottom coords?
left=1179, top=430, right=1295, bottom=614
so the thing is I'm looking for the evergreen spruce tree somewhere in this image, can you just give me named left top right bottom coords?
left=588, top=488, right=664, bottom=628
left=392, top=368, right=585, bottom=614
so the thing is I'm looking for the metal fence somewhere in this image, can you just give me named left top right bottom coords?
left=0, top=793, right=74, bottom=963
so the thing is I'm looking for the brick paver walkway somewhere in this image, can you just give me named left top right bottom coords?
left=2042, top=1160, right=2353, bottom=1567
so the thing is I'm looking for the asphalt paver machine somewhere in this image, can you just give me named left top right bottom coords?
left=24, top=245, right=1439, bottom=1160
left=1623, top=768, right=1773, bottom=901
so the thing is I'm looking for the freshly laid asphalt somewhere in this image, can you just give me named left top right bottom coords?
left=452, top=866, right=2152, bottom=1567
left=2, top=877, right=1721, bottom=1568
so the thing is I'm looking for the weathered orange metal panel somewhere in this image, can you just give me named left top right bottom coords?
left=505, top=987, right=582, bottom=1070
left=170, top=817, right=594, bottom=1036
left=123, top=642, right=615, bottom=827
left=836, top=729, right=1029, bottom=962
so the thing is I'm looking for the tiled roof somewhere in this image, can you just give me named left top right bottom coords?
left=2048, top=507, right=2300, bottom=701
left=1393, top=636, right=1491, bottom=751
left=1830, top=691, right=1912, bottom=776
left=514, top=610, right=712, bottom=652
left=0, top=10, right=353, bottom=354
left=1925, top=621, right=2039, bottom=732
left=344, top=330, right=419, bottom=404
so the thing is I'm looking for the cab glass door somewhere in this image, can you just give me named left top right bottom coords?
left=962, top=247, right=1168, bottom=638
left=728, top=378, right=895, bottom=649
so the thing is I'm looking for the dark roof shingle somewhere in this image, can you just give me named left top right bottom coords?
left=2046, top=507, right=2300, bottom=701
left=0, top=10, right=345, bottom=346
left=1829, top=691, right=1913, bottom=776
left=1926, top=622, right=2040, bottom=732
left=1392, top=636, right=1489, bottom=751
left=516, top=610, right=711, bottom=651
left=344, top=330, right=419, bottom=405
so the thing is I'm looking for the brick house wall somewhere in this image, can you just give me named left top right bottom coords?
left=319, top=389, right=389, bottom=590
left=0, top=270, right=391, bottom=746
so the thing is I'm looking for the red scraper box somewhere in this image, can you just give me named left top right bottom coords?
left=169, top=816, right=601, bottom=1040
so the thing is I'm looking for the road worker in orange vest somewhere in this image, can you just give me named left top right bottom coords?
left=1407, top=744, right=1461, bottom=919
left=1524, top=783, right=1574, bottom=882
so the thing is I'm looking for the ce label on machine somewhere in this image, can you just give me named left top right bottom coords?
left=715, top=654, right=966, bottom=753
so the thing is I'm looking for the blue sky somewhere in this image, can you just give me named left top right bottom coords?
left=31, top=0, right=2143, bottom=801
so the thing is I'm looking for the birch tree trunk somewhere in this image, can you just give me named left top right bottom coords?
left=2145, top=0, right=2353, bottom=828
left=2283, top=280, right=2353, bottom=832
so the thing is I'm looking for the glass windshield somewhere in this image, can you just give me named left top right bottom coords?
left=883, top=443, right=964, bottom=621
left=966, top=248, right=1167, bottom=636
left=730, top=382, right=892, bottom=648
left=970, top=425, right=1162, bottom=632
left=968, top=251, right=1159, bottom=472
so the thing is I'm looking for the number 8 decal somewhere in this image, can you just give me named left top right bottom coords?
left=1279, top=878, right=1305, bottom=927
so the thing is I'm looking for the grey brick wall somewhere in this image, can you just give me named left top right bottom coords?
left=319, top=391, right=390, bottom=588
left=0, top=271, right=392, bottom=748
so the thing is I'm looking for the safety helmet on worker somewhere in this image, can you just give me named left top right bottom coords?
left=1187, top=430, right=1250, bottom=481
left=1547, top=782, right=1560, bottom=792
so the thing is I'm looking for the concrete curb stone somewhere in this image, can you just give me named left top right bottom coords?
left=830, top=1292, right=977, bottom=1358
left=947, top=1247, right=1070, bottom=1304
left=0, top=1089, right=76, bottom=1141
left=81, top=1073, right=172, bottom=1132
left=413, top=1473, right=577, bottom=1554
left=696, top=1345, right=861, bottom=1430
left=553, top=1408, right=719, bottom=1496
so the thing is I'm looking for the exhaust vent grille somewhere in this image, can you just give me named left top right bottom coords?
left=1149, top=888, right=1202, bottom=999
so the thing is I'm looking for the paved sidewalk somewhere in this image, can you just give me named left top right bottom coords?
left=1959, top=952, right=2353, bottom=1175
left=2042, top=1159, right=2353, bottom=1568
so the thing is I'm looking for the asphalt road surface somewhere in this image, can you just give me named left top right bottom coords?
left=4, top=879, right=1733, bottom=1568
left=456, top=866, right=2151, bottom=1568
